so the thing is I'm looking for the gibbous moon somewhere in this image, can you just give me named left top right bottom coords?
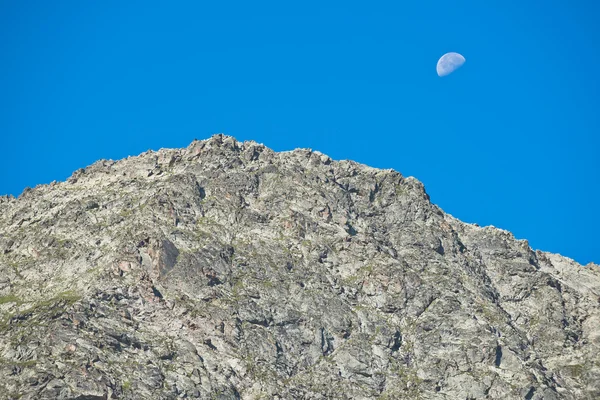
left=436, top=52, right=466, bottom=77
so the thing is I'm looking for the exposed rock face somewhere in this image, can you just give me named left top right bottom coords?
left=0, top=134, right=598, bottom=400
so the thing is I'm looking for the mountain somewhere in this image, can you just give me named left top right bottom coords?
left=0, top=134, right=598, bottom=400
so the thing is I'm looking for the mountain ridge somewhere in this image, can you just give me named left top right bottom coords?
left=0, top=134, right=598, bottom=399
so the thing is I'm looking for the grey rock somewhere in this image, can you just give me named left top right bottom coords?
left=0, top=134, right=598, bottom=399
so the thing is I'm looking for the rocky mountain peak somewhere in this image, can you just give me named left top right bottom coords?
left=0, top=134, right=598, bottom=399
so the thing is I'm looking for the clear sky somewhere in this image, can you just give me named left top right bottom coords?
left=1, top=1, right=598, bottom=264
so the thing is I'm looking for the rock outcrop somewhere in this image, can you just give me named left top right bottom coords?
left=0, top=134, right=598, bottom=399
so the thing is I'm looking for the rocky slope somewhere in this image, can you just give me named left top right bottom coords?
left=0, top=134, right=598, bottom=400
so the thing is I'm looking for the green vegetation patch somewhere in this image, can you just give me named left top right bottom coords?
left=0, top=290, right=82, bottom=331
left=0, top=294, right=20, bottom=305
left=563, top=363, right=585, bottom=378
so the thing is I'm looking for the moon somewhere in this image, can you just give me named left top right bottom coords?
left=436, top=52, right=466, bottom=77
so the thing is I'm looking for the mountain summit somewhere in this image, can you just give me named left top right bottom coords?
left=0, top=134, right=598, bottom=399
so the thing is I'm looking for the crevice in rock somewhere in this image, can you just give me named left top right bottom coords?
left=320, top=328, right=334, bottom=356
left=524, top=386, right=535, bottom=400
left=390, top=331, right=402, bottom=352
left=151, top=286, right=163, bottom=299
left=494, top=345, right=502, bottom=368
left=247, top=318, right=269, bottom=327
left=204, top=338, right=217, bottom=351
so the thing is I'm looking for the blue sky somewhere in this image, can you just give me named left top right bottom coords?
left=1, top=1, right=598, bottom=264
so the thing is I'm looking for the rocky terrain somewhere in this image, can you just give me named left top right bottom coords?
left=0, top=134, right=598, bottom=400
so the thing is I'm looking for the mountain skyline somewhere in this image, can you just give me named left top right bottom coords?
left=1, top=1, right=598, bottom=265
